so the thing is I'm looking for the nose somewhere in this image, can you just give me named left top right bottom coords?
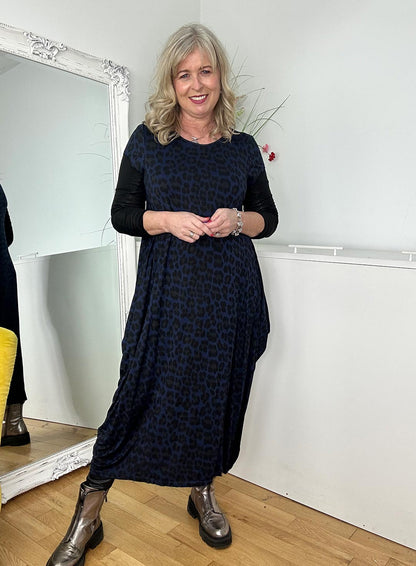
left=190, top=74, right=202, bottom=91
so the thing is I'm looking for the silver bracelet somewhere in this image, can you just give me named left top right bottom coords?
left=231, top=208, right=243, bottom=236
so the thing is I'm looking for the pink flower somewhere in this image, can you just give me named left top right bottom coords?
left=259, top=143, right=277, bottom=163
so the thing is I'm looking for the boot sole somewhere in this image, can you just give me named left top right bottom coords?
left=187, top=495, right=232, bottom=549
left=83, top=521, right=104, bottom=560
left=1, top=432, right=30, bottom=446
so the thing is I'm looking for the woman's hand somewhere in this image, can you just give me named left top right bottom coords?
left=206, top=208, right=239, bottom=237
left=164, top=211, right=212, bottom=243
left=143, top=209, right=264, bottom=240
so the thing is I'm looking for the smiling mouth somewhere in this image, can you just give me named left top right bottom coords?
left=189, top=95, right=208, bottom=103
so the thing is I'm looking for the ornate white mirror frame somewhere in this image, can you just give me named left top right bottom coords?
left=0, top=22, right=136, bottom=503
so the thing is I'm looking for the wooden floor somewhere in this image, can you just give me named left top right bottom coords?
left=0, top=467, right=415, bottom=566
left=0, top=419, right=96, bottom=476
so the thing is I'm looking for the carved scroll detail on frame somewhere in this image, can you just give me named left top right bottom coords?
left=103, top=59, right=130, bottom=101
left=24, top=31, right=67, bottom=61
left=52, top=452, right=90, bottom=481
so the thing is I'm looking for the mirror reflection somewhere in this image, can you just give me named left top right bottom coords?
left=0, top=50, right=123, bottom=481
left=0, top=52, right=116, bottom=258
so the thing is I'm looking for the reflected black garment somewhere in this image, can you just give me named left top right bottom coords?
left=0, top=184, right=26, bottom=404
left=90, top=125, right=278, bottom=486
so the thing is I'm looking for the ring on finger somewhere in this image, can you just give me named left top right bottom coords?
left=189, top=230, right=195, bottom=238
left=215, top=232, right=221, bottom=237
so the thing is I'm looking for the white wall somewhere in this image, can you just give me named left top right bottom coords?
left=232, top=249, right=416, bottom=549
left=201, top=0, right=416, bottom=253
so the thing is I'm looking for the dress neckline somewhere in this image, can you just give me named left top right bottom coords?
left=178, top=135, right=224, bottom=147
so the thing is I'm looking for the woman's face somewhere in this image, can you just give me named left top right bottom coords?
left=173, top=48, right=221, bottom=122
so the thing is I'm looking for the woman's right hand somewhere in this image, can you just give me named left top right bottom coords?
left=165, top=211, right=212, bottom=243
left=143, top=210, right=212, bottom=242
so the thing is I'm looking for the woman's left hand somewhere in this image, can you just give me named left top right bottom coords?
left=207, top=208, right=239, bottom=238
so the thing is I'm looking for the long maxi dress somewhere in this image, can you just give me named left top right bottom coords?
left=90, top=124, right=278, bottom=487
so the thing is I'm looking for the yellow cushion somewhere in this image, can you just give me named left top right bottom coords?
left=0, top=327, right=18, bottom=509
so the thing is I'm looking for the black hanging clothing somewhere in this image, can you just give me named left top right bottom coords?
left=0, top=184, right=26, bottom=404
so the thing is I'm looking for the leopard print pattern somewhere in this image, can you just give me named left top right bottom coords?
left=90, top=125, right=270, bottom=486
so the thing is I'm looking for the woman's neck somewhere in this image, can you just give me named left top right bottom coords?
left=178, top=114, right=218, bottom=144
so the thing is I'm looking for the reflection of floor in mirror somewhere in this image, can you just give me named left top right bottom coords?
left=0, top=419, right=96, bottom=476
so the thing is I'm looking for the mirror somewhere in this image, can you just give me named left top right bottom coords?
left=0, top=22, right=136, bottom=502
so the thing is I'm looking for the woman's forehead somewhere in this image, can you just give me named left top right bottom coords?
left=175, top=47, right=217, bottom=71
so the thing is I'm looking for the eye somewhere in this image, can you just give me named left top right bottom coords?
left=201, top=69, right=212, bottom=75
left=178, top=73, right=190, bottom=80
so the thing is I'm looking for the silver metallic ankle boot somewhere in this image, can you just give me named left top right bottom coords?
left=46, top=482, right=108, bottom=566
left=1, top=403, right=30, bottom=446
left=187, top=483, right=232, bottom=549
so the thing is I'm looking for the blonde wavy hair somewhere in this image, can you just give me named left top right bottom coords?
left=145, top=24, right=236, bottom=145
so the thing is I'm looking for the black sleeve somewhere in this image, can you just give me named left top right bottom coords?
left=110, top=154, right=149, bottom=237
left=243, top=170, right=279, bottom=239
left=5, top=209, right=14, bottom=246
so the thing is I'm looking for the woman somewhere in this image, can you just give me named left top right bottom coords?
left=0, top=184, right=30, bottom=447
left=47, top=23, right=278, bottom=566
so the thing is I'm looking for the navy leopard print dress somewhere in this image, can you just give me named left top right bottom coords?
left=90, top=124, right=275, bottom=486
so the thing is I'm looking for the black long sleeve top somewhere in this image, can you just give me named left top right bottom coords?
left=111, top=133, right=278, bottom=239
